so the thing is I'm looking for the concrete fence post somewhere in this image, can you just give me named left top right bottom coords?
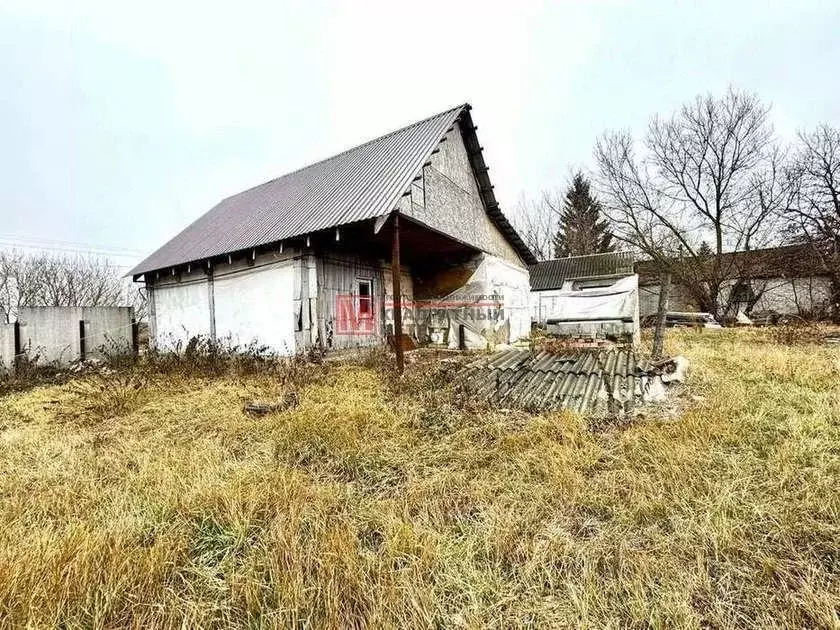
left=79, top=320, right=86, bottom=361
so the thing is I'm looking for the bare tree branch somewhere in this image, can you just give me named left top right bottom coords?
left=509, top=192, right=559, bottom=262
left=594, top=88, right=786, bottom=318
left=0, top=250, right=143, bottom=323
left=785, top=123, right=840, bottom=319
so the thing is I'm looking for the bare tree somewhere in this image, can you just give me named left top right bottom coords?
left=595, top=88, right=787, bottom=319
left=509, top=192, right=557, bottom=262
left=785, top=123, right=840, bottom=319
left=0, top=250, right=135, bottom=323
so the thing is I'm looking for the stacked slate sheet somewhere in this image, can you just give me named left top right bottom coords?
left=458, top=348, right=676, bottom=413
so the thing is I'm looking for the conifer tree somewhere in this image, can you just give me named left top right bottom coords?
left=553, top=172, right=614, bottom=257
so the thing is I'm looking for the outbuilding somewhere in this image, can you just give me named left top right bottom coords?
left=130, top=104, right=536, bottom=354
left=529, top=251, right=640, bottom=342
left=636, top=244, right=835, bottom=321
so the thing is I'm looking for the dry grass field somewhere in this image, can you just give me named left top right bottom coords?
left=0, top=329, right=838, bottom=629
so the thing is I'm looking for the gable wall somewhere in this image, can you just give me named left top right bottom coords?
left=398, top=121, right=524, bottom=267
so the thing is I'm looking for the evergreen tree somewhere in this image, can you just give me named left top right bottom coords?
left=553, top=172, right=615, bottom=258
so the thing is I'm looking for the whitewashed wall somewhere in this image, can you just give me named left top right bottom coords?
left=148, top=249, right=302, bottom=354
left=16, top=306, right=134, bottom=364
left=152, top=279, right=212, bottom=349
left=745, top=276, right=831, bottom=315
left=639, top=275, right=833, bottom=318
left=213, top=261, right=296, bottom=354
left=0, top=323, right=15, bottom=371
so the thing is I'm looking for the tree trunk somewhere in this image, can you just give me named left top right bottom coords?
left=831, top=275, right=840, bottom=324
left=652, top=272, right=671, bottom=360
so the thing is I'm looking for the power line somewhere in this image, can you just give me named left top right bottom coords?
left=0, top=239, right=145, bottom=260
left=0, top=233, right=147, bottom=257
left=0, top=233, right=147, bottom=253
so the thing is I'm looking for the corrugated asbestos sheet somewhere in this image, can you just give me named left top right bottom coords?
left=529, top=252, right=635, bottom=291
left=458, top=347, right=669, bottom=413
left=131, top=104, right=536, bottom=277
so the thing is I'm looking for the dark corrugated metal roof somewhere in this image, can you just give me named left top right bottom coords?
left=529, top=251, right=635, bottom=291
left=131, top=104, right=536, bottom=276
left=634, top=243, right=825, bottom=284
left=458, top=347, right=672, bottom=413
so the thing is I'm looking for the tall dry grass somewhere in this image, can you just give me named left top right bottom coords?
left=0, top=329, right=838, bottom=628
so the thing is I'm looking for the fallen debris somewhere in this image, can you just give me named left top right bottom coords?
left=244, top=391, right=299, bottom=416
left=734, top=311, right=754, bottom=326
left=458, top=348, right=688, bottom=414
left=643, top=311, right=721, bottom=328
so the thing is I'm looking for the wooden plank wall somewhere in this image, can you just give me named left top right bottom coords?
left=316, top=253, right=386, bottom=350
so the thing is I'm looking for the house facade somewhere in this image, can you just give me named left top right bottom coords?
left=130, top=105, right=536, bottom=354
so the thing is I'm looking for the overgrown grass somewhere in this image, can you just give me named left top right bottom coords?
left=0, top=329, right=838, bottom=628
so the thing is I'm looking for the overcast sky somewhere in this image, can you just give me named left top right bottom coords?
left=1, top=0, right=838, bottom=267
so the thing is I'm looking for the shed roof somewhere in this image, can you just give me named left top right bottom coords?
left=634, top=243, right=829, bottom=284
left=131, top=104, right=535, bottom=277
left=529, top=251, right=635, bottom=291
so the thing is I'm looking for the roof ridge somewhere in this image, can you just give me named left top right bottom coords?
left=219, top=103, right=469, bottom=203
left=540, top=251, right=633, bottom=264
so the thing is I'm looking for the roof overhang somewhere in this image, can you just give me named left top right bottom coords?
left=458, top=108, right=538, bottom=266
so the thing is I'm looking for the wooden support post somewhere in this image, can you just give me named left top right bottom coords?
left=391, top=213, right=404, bottom=374
left=131, top=318, right=139, bottom=355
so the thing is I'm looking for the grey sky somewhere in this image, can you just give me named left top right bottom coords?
left=1, top=0, right=838, bottom=268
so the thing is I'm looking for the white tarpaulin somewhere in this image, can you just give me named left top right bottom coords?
left=419, top=254, right=531, bottom=349
left=531, top=274, right=640, bottom=343
left=535, top=275, right=638, bottom=322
